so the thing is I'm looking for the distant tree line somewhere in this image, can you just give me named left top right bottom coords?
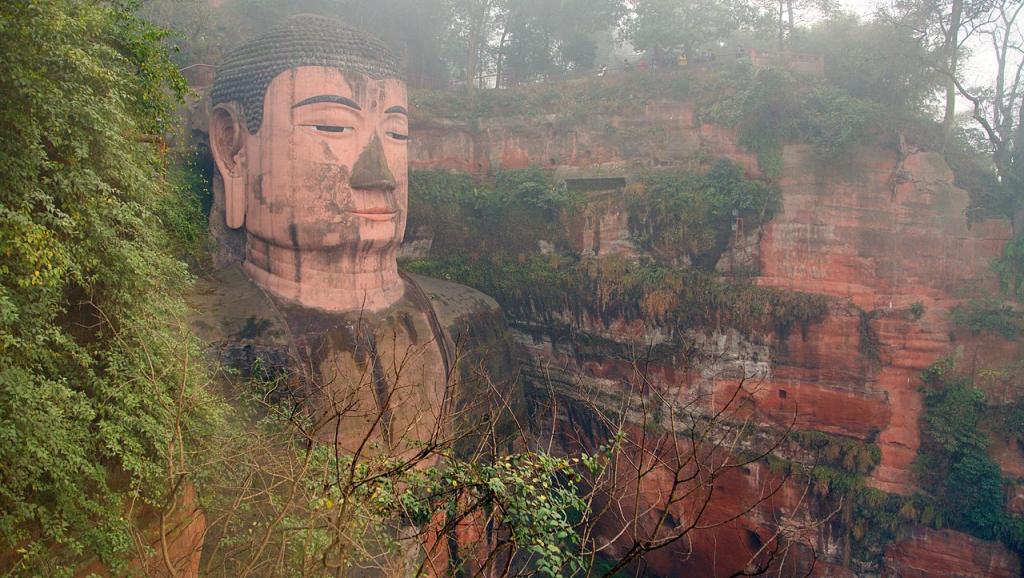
left=143, top=0, right=1024, bottom=294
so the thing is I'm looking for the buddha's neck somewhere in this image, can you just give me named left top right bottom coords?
left=243, top=235, right=403, bottom=313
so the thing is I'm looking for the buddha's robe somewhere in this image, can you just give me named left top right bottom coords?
left=190, top=265, right=519, bottom=453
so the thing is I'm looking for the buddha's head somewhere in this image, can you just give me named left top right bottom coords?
left=210, top=14, right=409, bottom=311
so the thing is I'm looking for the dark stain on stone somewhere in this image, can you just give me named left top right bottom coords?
left=321, top=141, right=338, bottom=162
left=398, top=312, right=419, bottom=344
left=237, top=316, right=272, bottom=340
left=253, top=174, right=265, bottom=204
left=288, top=223, right=301, bottom=281
left=350, top=135, right=396, bottom=190
left=303, top=163, right=350, bottom=213
left=361, top=331, right=393, bottom=446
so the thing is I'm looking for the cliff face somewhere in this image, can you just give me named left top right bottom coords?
left=409, top=96, right=1020, bottom=576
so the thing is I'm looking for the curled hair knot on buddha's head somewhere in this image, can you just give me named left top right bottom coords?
left=211, top=14, right=403, bottom=134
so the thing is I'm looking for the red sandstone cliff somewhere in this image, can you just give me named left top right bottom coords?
left=409, top=96, right=1020, bottom=576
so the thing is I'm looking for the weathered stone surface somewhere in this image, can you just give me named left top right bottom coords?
left=195, top=19, right=521, bottom=574
left=410, top=99, right=701, bottom=174
left=178, top=54, right=1024, bottom=574
left=755, top=144, right=1012, bottom=493
left=409, top=94, right=1020, bottom=576
left=883, top=528, right=1020, bottom=577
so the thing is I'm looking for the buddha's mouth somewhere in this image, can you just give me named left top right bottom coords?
left=347, top=209, right=398, bottom=221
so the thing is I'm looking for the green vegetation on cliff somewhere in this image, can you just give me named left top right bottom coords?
left=995, top=236, right=1024, bottom=303
left=411, top=159, right=781, bottom=272
left=406, top=166, right=822, bottom=337
left=952, top=299, right=1024, bottom=340
left=628, top=160, right=779, bottom=269
left=703, top=66, right=879, bottom=177
left=0, top=0, right=224, bottom=570
left=411, top=71, right=695, bottom=123
left=916, top=357, right=1024, bottom=554
left=405, top=253, right=828, bottom=338
left=409, top=167, right=581, bottom=255
left=763, top=429, right=935, bottom=567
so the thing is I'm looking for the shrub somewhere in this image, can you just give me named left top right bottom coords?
left=916, top=358, right=1024, bottom=551
left=402, top=254, right=829, bottom=338
left=951, top=299, right=1024, bottom=339
left=407, top=168, right=579, bottom=255
left=627, top=160, right=780, bottom=270
left=0, top=0, right=224, bottom=569
left=702, top=66, right=878, bottom=177
left=995, top=236, right=1024, bottom=302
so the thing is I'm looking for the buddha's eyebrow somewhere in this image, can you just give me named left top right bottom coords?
left=293, top=95, right=361, bottom=111
left=384, top=106, right=408, bottom=115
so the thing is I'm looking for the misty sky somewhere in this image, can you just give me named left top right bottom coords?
left=836, top=0, right=1002, bottom=85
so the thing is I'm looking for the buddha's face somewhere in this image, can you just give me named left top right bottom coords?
left=215, top=66, right=409, bottom=253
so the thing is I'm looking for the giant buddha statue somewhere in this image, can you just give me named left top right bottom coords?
left=195, top=14, right=517, bottom=454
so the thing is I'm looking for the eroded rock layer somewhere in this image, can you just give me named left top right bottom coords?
left=408, top=95, right=1020, bottom=576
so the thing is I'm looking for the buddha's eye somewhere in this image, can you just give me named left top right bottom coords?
left=386, top=131, right=409, bottom=141
left=314, top=125, right=353, bottom=133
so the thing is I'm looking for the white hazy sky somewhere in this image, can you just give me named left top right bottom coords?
left=833, top=0, right=1002, bottom=86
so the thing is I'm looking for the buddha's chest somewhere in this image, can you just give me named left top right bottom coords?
left=281, top=305, right=449, bottom=449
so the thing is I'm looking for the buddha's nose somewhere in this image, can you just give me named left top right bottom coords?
left=350, top=134, right=397, bottom=191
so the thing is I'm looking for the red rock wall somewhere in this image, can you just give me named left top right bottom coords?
left=410, top=100, right=702, bottom=174
left=884, top=528, right=1020, bottom=577
left=754, top=144, right=1012, bottom=493
left=410, top=96, right=1019, bottom=576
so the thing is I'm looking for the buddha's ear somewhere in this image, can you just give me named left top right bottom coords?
left=210, top=103, right=247, bottom=229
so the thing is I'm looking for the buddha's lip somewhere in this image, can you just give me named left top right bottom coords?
left=348, top=209, right=398, bottom=221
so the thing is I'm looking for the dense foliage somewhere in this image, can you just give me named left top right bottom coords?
left=951, top=299, right=1024, bottom=340
left=703, top=65, right=879, bottom=176
left=915, top=358, right=1024, bottom=553
left=404, top=253, right=828, bottom=338
left=793, top=15, right=938, bottom=112
left=0, top=0, right=225, bottom=570
left=405, top=166, right=823, bottom=337
left=197, top=380, right=606, bottom=577
left=410, top=159, right=777, bottom=266
left=628, top=160, right=780, bottom=269
left=622, top=0, right=743, bottom=60
left=408, top=167, right=580, bottom=255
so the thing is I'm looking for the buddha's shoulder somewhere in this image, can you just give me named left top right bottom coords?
left=188, top=264, right=290, bottom=347
left=188, top=264, right=507, bottom=343
left=402, top=272, right=504, bottom=333
left=405, top=273, right=515, bottom=377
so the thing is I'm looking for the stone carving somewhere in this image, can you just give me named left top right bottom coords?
left=200, top=15, right=517, bottom=454
left=210, top=14, right=409, bottom=312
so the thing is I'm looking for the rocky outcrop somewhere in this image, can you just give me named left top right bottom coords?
left=410, top=99, right=701, bottom=174
left=755, top=144, right=1011, bottom=493
left=187, top=75, right=1020, bottom=575
left=410, top=93, right=1019, bottom=576
left=883, top=528, right=1020, bottom=577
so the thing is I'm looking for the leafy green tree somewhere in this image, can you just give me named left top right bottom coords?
left=883, top=0, right=998, bottom=149
left=916, top=358, right=1024, bottom=546
left=624, top=0, right=747, bottom=63
left=794, top=14, right=939, bottom=111
left=0, top=0, right=222, bottom=570
left=498, top=0, right=626, bottom=84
